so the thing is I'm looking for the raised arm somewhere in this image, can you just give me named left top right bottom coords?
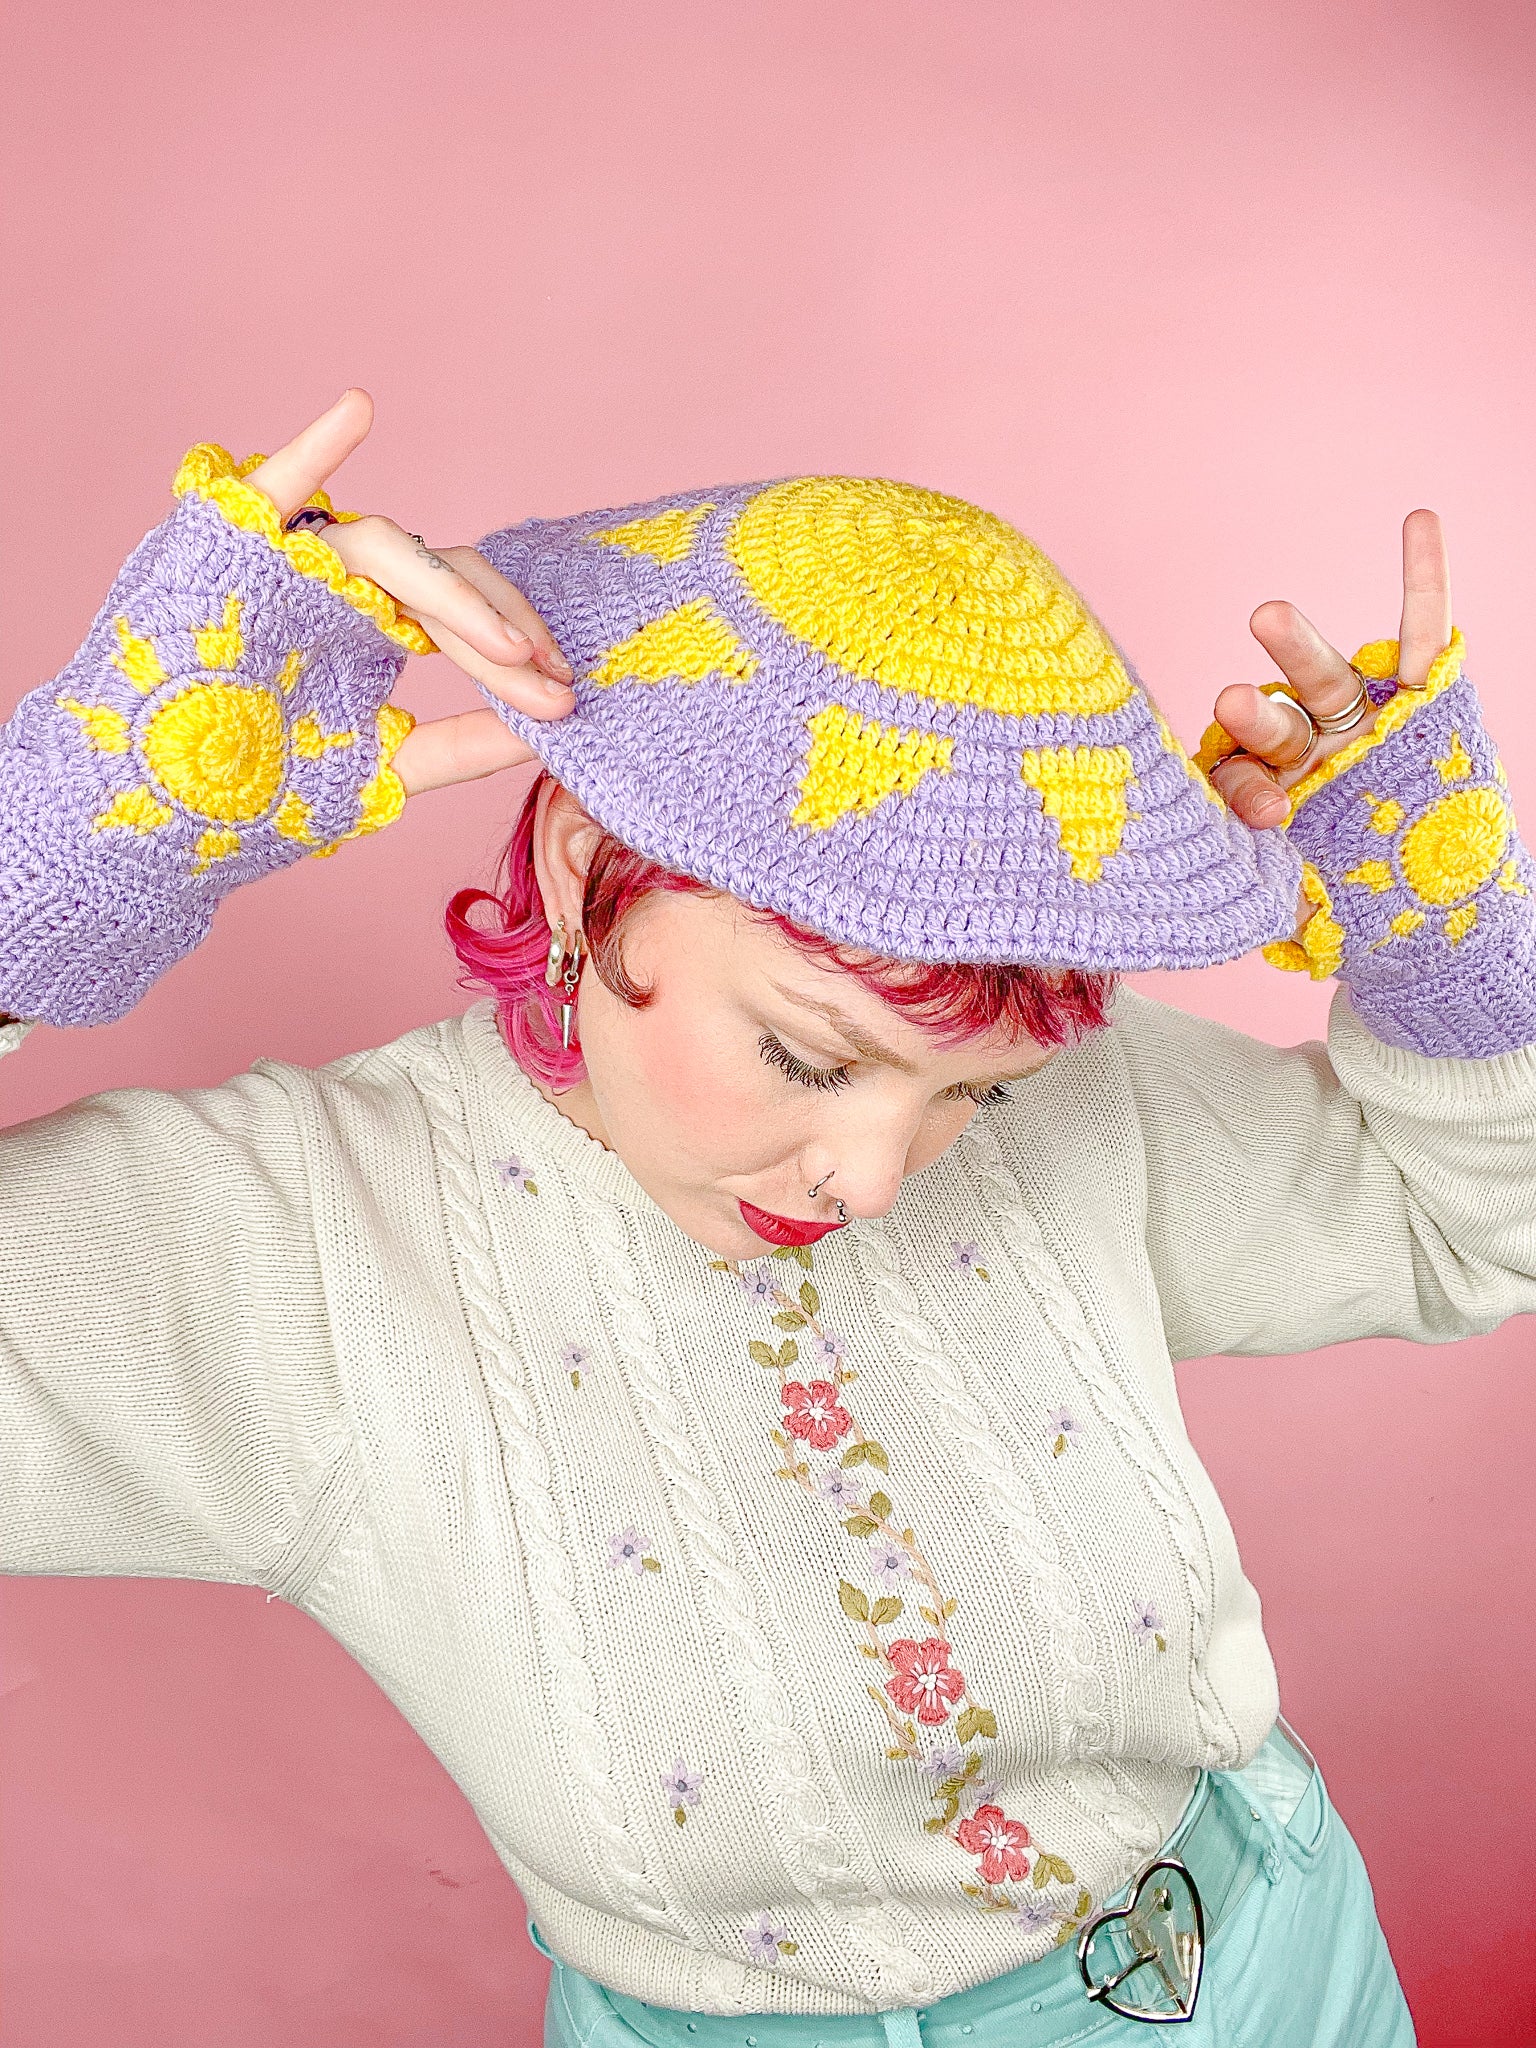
left=1123, top=510, right=1536, bottom=1358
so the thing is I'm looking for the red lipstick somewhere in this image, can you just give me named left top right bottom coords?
left=738, top=1199, right=845, bottom=1247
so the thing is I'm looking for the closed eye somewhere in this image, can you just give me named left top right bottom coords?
left=758, top=1032, right=853, bottom=1093
left=946, top=1080, right=1014, bottom=1106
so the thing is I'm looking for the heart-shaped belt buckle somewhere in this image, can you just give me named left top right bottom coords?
left=1076, top=1856, right=1205, bottom=2024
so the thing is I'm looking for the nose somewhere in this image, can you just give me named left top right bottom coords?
left=815, top=1114, right=913, bottom=1222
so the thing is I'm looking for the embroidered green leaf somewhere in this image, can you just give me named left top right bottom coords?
left=777, top=1940, right=799, bottom=1956
left=842, top=1515, right=879, bottom=1540
left=962, top=1704, right=998, bottom=1742
left=773, top=1310, right=806, bottom=1330
left=922, top=1815, right=950, bottom=1833
left=776, top=1340, right=800, bottom=1371
left=887, top=1748, right=909, bottom=1761
left=955, top=1704, right=981, bottom=1744
left=869, top=1595, right=903, bottom=1626
left=962, top=1752, right=982, bottom=1780
left=748, top=1341, right=779, bottom=1369
left=1052, top=1434, right=1067, bottom=1457
left=674, top=1808, right=687, bottom=1827
left=769, top=1428, right=788, bottom=1446
left=525, top=1181, right=540, bottom=1196
left=1075, top=1889, right=1093, bottom=1918
left=569, top=1372, right=581, bottom=1388
left=942, top=1597, right=958, bottom=1618
left=935, top=1774, right=966, bottom=1800
left=857, top=1643, right=881, bottom=1658
left=799, top=1280, right=820, bottom=1316
left=840, top=1443, right=868, bottom=1468
left=975, top=1266, right=989, bottom=1281
left=1033, top=1851, right=1076, bottom=1888
left=838, top=1579, right=871, bottom=1622
left=919, top=1606, right=939, bottom=1626
left=861, top=1440, right=890, bottom=1472
left=1154, top=1634, right=1167, bottom=1653
left=939, top=1794, right=959, bottom=1824
left=641, top=1556, right=662, bottom=1573
left=961, top=1883, right=983, bottom=1897
left=867, top=1490, right=892, bottom=1522
left=708, top=1258, right=732, bottom=1271
left=774, top=1244, right=815, bottom=1269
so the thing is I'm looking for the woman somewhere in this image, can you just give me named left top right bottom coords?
left=2, top=391, right=1532, bottom=2045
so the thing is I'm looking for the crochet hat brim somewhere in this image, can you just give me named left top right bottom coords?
left=475, top=479, right=1303, bottom=972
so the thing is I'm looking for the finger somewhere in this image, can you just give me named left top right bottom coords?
left=1209, top=748, right=1292, bottom=829
left=244, top=389, right=374, bottom=521
left=328, top=517, right=573, bottom=691
left=437, top=546, right=574, bottom=683
left=1248, top=600, right=1359, bottom=721
left=1213, top=681, right=1317, bottom=772
left=1398, top=510, right=1452, bottom=690
left=414, top=609, right=577, bottom=721
left=392, top=707, right=539, bottom=796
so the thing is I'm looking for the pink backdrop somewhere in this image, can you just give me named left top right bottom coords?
left=2, top=2, right=1533, bottom=2041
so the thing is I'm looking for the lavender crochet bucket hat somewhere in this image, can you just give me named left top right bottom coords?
left=478, top=477, right=1303, bottom=970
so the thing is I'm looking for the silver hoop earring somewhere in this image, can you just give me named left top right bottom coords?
left=544, top=917, right=586, bottom=1051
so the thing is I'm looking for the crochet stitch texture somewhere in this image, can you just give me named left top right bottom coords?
left=477, top=478, right=1307, bottom=972
left=478, top=476, right=1536, bottom=1057
left=0, top=447, right=419, bottom=1026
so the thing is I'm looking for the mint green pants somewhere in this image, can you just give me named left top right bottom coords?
left=541, top=1732, right=1415, bottom=2048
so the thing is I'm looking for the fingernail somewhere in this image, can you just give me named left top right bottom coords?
left=502, top=622, right=534, bottom=655
left=1254, top=793, right=1290, bottom=826
left=537, top=645, right=575, bottom=683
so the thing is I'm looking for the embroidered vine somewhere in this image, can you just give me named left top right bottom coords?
left=713, top=1246, right=1092, bottom=1944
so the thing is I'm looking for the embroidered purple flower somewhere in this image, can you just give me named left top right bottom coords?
left=921, top=1742, right=968, bottom=1782
left=743, top=1911, right=797, bottom=1964
left=1013, top=1896, right=1058, bottom=1935
left=661, top=1758, right=703, bottom=1825
left=562, top=1341, right=590, bottom=1388
left=950, top=1241, right=991, bottom=1282
left=1047, top=1407, right=1083, bottom=1457
left=817, top=1469, right=865, bottom=1510
left=608, top=1527, right=661, bottom=1576
left=737, top=1265, right=777, bottom=1305
left=868, top=1533, right=909, bottom=1588
left=496, top=1156, right=539, bottom=1195
left=1133, top=1599, right=1167, bottom=1653
left=808, top=1326, right=846, bottom=1368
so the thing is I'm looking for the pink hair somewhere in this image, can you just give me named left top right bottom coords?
left=446, top=774, right=1117, bottom=1090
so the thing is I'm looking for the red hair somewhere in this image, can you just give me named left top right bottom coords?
left=447, top=774, right=1116, bottom=1089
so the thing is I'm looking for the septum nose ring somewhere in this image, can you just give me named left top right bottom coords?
left=807, top=1172, right=849, bottom=1226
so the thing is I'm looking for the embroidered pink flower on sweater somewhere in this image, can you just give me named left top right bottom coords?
left=885, top=1637, right=966, bottom=1724
left=955, top=1804, right=1032, bottom=1884
left=781, top=1379, right=853, bottom=1451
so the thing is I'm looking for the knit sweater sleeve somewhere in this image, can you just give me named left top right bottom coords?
left=1112, top=987, right=1536, bottom=1361
left=0, top=1045, right=352, bottom=1587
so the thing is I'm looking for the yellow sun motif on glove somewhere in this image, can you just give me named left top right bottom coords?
left=1268, top=726, right=1527, bottom=978
left=56, top=596, right=412, bottom=871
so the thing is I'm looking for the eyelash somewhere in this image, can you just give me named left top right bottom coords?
left=757, top=1032, right=1013, bottom=1107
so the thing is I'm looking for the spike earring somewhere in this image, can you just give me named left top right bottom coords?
left=544, top=918, right=586, bottom=1051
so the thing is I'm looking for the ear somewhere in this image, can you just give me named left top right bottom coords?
left=530, top=779, right=604, bottom=935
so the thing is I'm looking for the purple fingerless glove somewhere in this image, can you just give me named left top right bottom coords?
left=1205, top=632, right=1536, bottom=1059
left=0, top=445, right=431, bottom=1027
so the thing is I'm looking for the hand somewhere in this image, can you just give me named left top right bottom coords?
left=1207, top=510, right=1453, bottom=835
left=244, top=390, right=575, bottom=797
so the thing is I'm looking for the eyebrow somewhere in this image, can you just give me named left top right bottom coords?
left=766, top=978, right=1054, bottom=1088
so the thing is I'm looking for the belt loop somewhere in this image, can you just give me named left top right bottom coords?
left=880, top=2012, right=924, bottom=2048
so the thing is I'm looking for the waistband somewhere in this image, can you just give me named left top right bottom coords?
left=579, top=1721, right=1318, bottom=2048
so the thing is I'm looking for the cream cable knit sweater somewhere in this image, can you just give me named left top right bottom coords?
left=2, top=992, right=1533, bottom=2013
